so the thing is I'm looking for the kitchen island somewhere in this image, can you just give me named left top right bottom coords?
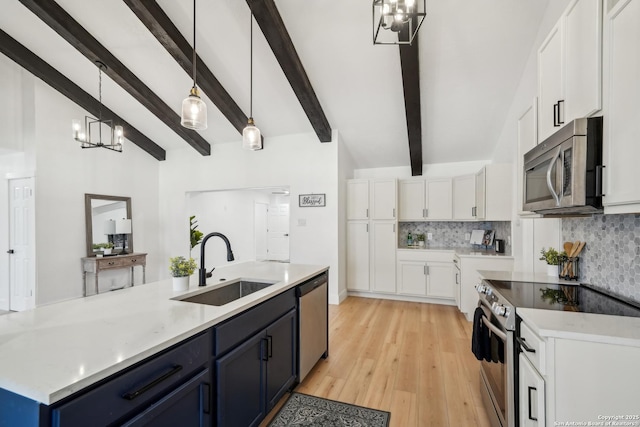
left=0, top=261, right=329, bottom=426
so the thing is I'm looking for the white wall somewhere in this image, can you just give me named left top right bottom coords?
left=158, top=131, right=341, bottom=303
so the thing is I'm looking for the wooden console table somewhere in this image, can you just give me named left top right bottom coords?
left=82, top=253, right=147, bottom=296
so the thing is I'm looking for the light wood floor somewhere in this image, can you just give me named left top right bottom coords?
left=261, top=296, right=491, bottom=427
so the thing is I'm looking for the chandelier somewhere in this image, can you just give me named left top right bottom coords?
left=372, top=0, right=426, bottom=45
left=72, top=61, right=124, bottom=152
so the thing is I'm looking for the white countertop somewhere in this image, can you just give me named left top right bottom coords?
left=478, top=270, right=640, bottom=347
left=0, top=261, right=328, bottom=405
left=397, top=246, right=514, bottom=258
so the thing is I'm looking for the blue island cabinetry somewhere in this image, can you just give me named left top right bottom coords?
left=0, top=285, right=305, bottom=427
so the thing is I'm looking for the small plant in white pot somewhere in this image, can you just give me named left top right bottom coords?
left=539, top=247, right=565, bottom=276
left=169, top=256, right=197, bottom=291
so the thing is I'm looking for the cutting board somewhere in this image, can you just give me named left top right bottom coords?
left=470, top=230, right=485, bottom=245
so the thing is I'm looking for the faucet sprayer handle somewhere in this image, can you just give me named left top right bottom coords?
left=206, top=267, right=215, bottom=278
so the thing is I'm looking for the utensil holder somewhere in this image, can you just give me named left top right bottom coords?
left=559, top=256, right=579, bottom=280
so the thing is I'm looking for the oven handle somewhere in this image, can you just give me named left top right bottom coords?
left=481, top=316, right=507, bottom=342
left=546, top=147, right=562, bottom=207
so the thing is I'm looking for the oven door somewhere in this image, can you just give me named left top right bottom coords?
left=478, top=303, right=513, bottom=427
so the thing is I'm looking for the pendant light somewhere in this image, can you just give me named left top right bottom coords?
left=72, top=61, right=124, bottom=152
left=242, top=9, right=262, bottom=150
left=181, top=0, right=207, bottom=130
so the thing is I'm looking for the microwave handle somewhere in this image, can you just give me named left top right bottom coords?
left=546, top=147, right=562, bottom=207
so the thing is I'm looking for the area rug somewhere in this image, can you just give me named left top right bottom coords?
left=267, top=392, right=391, bottom=427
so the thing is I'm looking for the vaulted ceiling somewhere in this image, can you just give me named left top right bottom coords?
left=0, top=0, right=549, bottom=173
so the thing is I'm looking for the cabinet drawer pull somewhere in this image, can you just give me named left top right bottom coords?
left=131, top=259, right=137, bottom=263
left=108, top=261, right=115, bottom=266
left=267, top=335, right=273, bottom=359
left=557, top=99, right=564, bottom=125
left=260, top=338, right=269, bottom=361
left=528, top=386, right=538, bottom=421
left=553, top=102, right=559, bottom=127
left=517, top=336, right=536, bottom=353
left=122, top=364, right=183, bottom=400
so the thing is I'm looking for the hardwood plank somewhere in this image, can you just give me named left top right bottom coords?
left=263, top=297, right=491, bottom=426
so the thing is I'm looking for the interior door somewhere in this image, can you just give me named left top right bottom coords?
left=267, top=204, right=289, bottom=261
left=9, top=177, right=36, bottom=311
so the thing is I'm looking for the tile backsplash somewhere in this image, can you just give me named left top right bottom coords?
left=398, top=221, right=512, bottom=252
left=562, top=213, right=640, bottom=302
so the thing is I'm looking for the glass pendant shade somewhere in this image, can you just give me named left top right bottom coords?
left=181, top=87, right=208, bottom=130
left=242, top=118, right=262, bottom=150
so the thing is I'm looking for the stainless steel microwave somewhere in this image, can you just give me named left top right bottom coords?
left=523, top=117, right=603, bottom=216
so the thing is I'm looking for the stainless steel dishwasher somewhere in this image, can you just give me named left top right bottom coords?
left=296, top=272, right=328, bottom=382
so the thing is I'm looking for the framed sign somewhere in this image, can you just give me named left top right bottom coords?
left=299, top=193, right=326, bottom=207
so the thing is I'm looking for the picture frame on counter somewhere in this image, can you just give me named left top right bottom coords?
left=299, top=193, right=326, bottom=207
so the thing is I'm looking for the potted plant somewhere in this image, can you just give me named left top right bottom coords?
left=190, top=215, right=203, bottom=255
left=539, top=247, right=565, bottom=276
left=416, top=233, right=426, bottom=247
left=169, top=256, right=197, bottom=291
left=93, top=242, right=114, bottom=255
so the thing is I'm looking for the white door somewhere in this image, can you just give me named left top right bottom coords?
left=346, top=180, right=369, bottom=220
left=370, top=221, right=396, bottom=294
left=254, top=202, right=268, bottom=261
left=267, top=204, right=289, bottom=261
left=453, top=174, right=476, bottom=220
left=425, top=178, right=452, bottom=220
left=397, top=261, right=427, bottom=296
left=370, top=179, right=396, bottom=220
left=538, top=21, right=564, bottom=142
left=427, top=262, right=455, bottom=299
left=398, top=179, right=426, bottom=220
left=9, top=177, right=36, bottom=311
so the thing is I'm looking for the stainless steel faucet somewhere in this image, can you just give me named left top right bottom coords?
left=199, top=232, right=235, bottom=286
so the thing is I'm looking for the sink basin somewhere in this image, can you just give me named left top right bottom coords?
left=176, top=279, right=276, bottom=306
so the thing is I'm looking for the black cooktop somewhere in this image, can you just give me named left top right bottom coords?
left=486, top=280, right=640, bottom=318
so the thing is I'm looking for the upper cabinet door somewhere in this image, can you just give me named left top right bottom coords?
left=347, top=180, right=369, bottom=220
left=564, top=0, right=603, bottom=121
left=370, top=179, right=397, bottom=220
left=425, top=178, right=453, bottom=220
left=602, top=0, right=640, bottom=211
left=453, top=175, right=476, bottom=220
left=398, top=179, right=426, bottom=221
left=475, top=168, right=486, bottom=220
left=538, top=21, right=564, bottom=143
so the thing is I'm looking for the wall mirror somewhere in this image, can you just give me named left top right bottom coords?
left=85, top=194, right=133, bottom=257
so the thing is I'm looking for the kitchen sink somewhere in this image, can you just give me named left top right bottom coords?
left=175, top=279, right=276, bottom=306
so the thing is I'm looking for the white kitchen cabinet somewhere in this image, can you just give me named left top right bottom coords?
left=398, top=179, right=426, bottom=221
left=370, top=221, right=396, bottom=294
left=346, top=221, right=370, bottom=291
left=397, top=260, right=427, bottom=296
left=602, top=0, right=640, bottom=213
left=519, top=354, right=545, bottom=427
left=398, top=178, right=452, bottom=221
left=538, top=0, right=602, bottom=143
left=518, top=314, right=640, bottom=425
left=347, top=180, right=369, bottom=220
left=427, top=262, right=455, bottom=299
left=370, top=179, right=397, bottom=220
left=453, top=175, right=476, bottom=220
left=538, top=20, right=564, bottom=142
left=425, top=178, right=452, bottom=220
left=517, top=103, right=540, bottom=217
left=396, top=250, right=455, bottom=301
left=458, top=256, right=513, bottom=321
left=480, top=164, right=513, bottom=221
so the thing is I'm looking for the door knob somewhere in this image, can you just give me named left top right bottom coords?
left=7, top=249, right=14, bottom=254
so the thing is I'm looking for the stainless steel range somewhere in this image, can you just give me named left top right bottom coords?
left=473, top=279, right=640, bottom=427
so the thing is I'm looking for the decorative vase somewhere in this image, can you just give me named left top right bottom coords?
left=172, top=276, right=189, bottom=291
left=547, top=264, right=558, bottom=277
left=103, top=248, right=112, bottom=255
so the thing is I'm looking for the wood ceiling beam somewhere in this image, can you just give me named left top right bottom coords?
left=0, top=29, right=166, bottom=161
left=123, top=0, right=263, bottom=142
left=18, top=0, right=210, bottom=156
left=399, top=27, right=423, bottom=176
left=246, top=0, right=332, bottom=143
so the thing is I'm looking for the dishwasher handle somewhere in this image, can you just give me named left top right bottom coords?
left=296, top=272, right=328, bottom=297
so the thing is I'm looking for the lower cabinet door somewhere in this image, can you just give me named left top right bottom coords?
left=265, top=309, right=297, bottom=412
left=122, top=367, right=212, bottom=427
left=216, top=332, right=266, bottom=427
left=426, top=262, right=455, bottom=299
left=397, top=261, right=427, bottom=296
left=519, top=353, right=545, bottom=426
